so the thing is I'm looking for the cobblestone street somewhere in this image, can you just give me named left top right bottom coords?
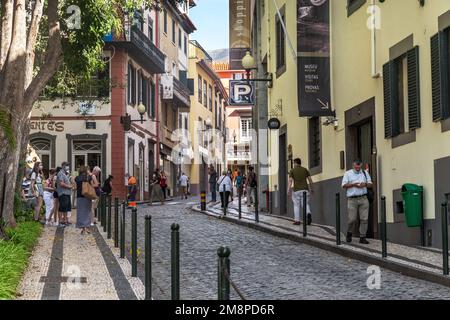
left=124, top=199, right=450, bottom=300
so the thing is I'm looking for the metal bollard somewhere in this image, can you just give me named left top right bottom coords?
left=336, top=193, right=341, bottom=245
left=131, top=207, right=137, bottom=277
left=303, top=191, right=307, bottom=237
left=102, top=194, right=107, bottom=233
left=442, top=202, right=449, bottom=275
left=238, top=188, right=242, bottom=220
left=120, top=201, right=126, bottom=259
left=114, top=198, right=119, bottom=248
left=200, top=191, right=206, bottom=211
left=99, top=194, right=104, bottom=226
left=145, top=215, right=152, bottom=300
left=381, top=196, right=388, bottom=258
left=223, top=184, right=227, bottom=216
left=217, top=246, right=230, bottom=300
left=107, top=195, right=112, bottom=239
left=171, top=223, right=180, bottom=300
left=255, top=188, right=259, bottom=223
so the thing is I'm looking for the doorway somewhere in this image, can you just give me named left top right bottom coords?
left=73, top=140, right=102, bottom=181
left=278, top=133, right=287, bottom=215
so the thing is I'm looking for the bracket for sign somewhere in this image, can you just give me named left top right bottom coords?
left=269, top=99, right=283, bottom=117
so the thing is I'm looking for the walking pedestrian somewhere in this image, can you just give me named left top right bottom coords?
left=30, top=162, right=44, bottom=222
left=288, top=158, right=314, bottom=226
left=51, top=166, right=61, bottom=226
left=127, top=175, right=137, bottom=203
left=90, top=166, right=101, bottom=225
left=236, top=170, right=243, bottom=197
left=160, top=171, right=168, bottom=199
left=149, top=169, right=165, bottom=205
left=75, top=166, right=94, bottom=234
left=208, top=165, right=217, bottom=202
left=56, top=162, right=72, bottom=227
left=246, top=166, right=257, bottom=207
left=342, top=159, right=373, bottom=245
left=43, top=169, right=56, bottom=226
left=179, top=172, right=189, bottom=200
left=218, top=171, right=232, bottom=211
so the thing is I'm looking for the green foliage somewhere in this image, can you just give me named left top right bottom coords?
left=0, top=222, right=42, bottom=299
left=13, top=193, right=34, bottom=223
left=0, top=109, right=16, bottom=149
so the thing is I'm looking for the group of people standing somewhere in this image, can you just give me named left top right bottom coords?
left=208, top=165, right=258, bottom=211
left=22, top=161, right=114, bottom=235
left=127, top=169, right=168, bottom=206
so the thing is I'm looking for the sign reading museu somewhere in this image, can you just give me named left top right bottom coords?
left=30, top=121, right=64, bottom=132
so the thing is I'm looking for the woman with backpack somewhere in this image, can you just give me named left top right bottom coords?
left=75, top=166, right=95, bottom=234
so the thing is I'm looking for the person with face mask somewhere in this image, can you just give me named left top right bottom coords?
left=30, top=162, right=44, bottom=222
left=56, top=162, right=72, bottom=227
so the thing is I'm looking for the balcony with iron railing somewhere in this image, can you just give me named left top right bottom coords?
left=104, top=25, right=165, bottom=74
left=173, top=76, right=191, bottom=110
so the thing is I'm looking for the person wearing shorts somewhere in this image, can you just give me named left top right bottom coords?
left=56, top=162, right=72, bottom=227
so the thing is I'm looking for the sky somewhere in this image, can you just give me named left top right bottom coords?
left=189, top=0, right=229, bottom=51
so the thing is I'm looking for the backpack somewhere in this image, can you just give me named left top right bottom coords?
left=236, top=176, right=243, bottom=187
left=102, top=178, right=112, bottom=194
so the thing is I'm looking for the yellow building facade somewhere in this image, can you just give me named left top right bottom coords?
left=252, top=0, right=450, bottom=247
left=187, top=41, right=228, bottom=195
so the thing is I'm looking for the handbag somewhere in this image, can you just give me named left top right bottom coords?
left=82, top=177, right=98, bottom=200
left=362, top=171, right=374, bottom=203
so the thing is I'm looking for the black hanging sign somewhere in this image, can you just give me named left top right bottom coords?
left=297, top=0, right=333, bottom=117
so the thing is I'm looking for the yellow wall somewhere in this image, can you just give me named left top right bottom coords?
left=262, top=0, right=450, bottom=222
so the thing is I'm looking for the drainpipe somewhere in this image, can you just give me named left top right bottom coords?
left=155, top=8, right=161, bottom=169
left=370, top=0, right=380, bottom=78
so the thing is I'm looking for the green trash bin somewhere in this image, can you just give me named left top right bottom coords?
left=401, top=184, right=423, bottom=227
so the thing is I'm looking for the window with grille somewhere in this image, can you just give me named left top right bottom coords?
left=73, top=141, right=101, bottom=151
left=31, top=139, right=50, bottom=151
left=308, top=117, right=321, bottom=169
left=240, top=118, right=252, bottom=141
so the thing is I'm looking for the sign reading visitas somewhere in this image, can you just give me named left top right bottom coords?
left=297, top=0, right=333, bottom=117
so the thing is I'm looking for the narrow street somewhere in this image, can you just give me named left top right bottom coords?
left=125, top=199, right=450, bottom=300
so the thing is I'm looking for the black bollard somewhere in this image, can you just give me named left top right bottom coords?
left=381, top=196, right=387, bottom=258
left=120, top=201, right=126, bottom=259
left=201, top=191, right=206, bottom=211
left=131, top=207, right=137, bottom=277
left=171, top=224, right=180, bottom=300
left=107, top=195, right=112, bottom=239
left=303, top=191, right=307, bottom=237
left=217, top=246, right=230, bottom=300
left=102, top=194, right=107, bottom=233
left=145, top=215, right=152, bottom=300
left=442, top=202, right=449, bottom=275
left=114, top=198, right=119, bottom=248
left=223, top=184, right=227, bottom=216
left=99, top=194, right=104, bottom=226
left=336, top=193, right=341, bottom=245
left=238, top=188, right=242, bottom=220
left=255, top=188, right=259, bottom=223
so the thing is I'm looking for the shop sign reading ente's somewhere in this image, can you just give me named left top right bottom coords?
left=30, top=121, right=64, bottom=132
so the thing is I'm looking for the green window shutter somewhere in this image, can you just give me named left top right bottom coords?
left=383, top=60, right=399, bottom=138
left=407, top=46, right=421, bottom=130
left=431, top=32, right=449, bottom=121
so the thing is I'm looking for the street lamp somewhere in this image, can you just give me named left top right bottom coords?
left=120, top=102, right=158, bottom=131
left=241, top=51, right=273, bottom=88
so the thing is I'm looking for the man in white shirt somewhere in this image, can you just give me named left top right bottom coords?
left=179, top=173, right=189, bottom=200
left=342, top=159, right=373, bottom=244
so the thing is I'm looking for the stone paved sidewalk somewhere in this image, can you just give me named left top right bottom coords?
left=17, top=210, right=144, bottom=300
left=193, top=197, right=450, bottom=288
